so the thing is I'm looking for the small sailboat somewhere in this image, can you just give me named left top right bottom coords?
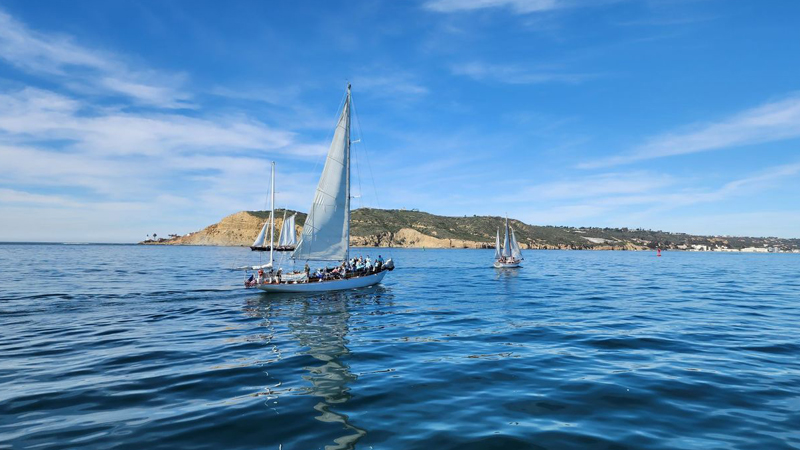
left=494, top=217, right=523, bottom=268
left=276, top=211, right=297, bottom=251
left=252, top=84, right=393, bottom=293
left=251, top=163, right=297, bottom=252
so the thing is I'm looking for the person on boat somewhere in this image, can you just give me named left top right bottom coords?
left=376, top=255, right=384, bottom=270
left=276, top=268, right=282, bottom=283
left=304, top=263, right=310, bottom=276
left=257, top=269, right=264, bottom=284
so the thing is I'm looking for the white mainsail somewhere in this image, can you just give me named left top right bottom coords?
left=278, top=213, right=297, bottom=247
left=510, top=227, right=523, bottom=260
left=494, top=228, right=501, bottom=260
left=292, top=87, right=351, bottom=261
left=252, top=221, right=268, bottom=247
left=501, top=217, right=511, bottom=258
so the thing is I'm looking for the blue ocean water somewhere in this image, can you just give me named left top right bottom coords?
left=1, top=244, right=799, bottom=449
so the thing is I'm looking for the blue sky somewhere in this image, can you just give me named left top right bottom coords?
left=0, top=0, right=799, bottom=242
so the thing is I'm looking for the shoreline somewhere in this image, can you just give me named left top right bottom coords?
left=137, top=241, right=800, bottom=253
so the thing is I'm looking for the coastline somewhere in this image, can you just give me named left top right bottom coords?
left=136, top=209, right=800, bottom=253
left=137, top=241, right=800, bottom=253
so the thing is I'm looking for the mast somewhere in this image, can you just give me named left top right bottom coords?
left=269, top=161, right=275, bottom=266
left=345, top=83, right=351, bottom=262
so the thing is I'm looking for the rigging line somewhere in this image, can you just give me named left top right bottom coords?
left=350, top=92, right=393, bottom=259
left=352, top=113, right=363, bottom=212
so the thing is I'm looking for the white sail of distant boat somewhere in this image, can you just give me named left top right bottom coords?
left=494, top=229, right=501, bottom=260
left=278, top=213, right=297, bottom=247
left=510, top=228, right=523, bottom=261
left=252, top=221, right=268, bottom=248
left=254, top=84, right=393, bottom=293
left=494, top=216, right=522, bottom=268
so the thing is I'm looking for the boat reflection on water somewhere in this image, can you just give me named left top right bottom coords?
left=242, top=286, right=392, bottom=450
left=493, top=265, right=521, bottom=281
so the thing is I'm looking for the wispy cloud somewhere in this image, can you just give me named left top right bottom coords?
left=581, top=94, right=800, bottom=168
left=0, top=87, right=300, bottom=157
left=0, top=9, right=191, bottom=108
left=482, top=161, right=800, bottom=236
left=354, top=74, right=428, bottom=98
left=523, top=171, right=675, bottom=200
left=452, top=61, right=592, bottom=84
left=0, top=188, right=82, bottom=207
left=425, top=0, right=570, bottom=14
left=0, top=9, right=334, bottom=241
left=424, top=0, right=625, bottom=14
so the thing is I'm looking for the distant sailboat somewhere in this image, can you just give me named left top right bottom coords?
left=251, top=163, right=297, bottom=252
left=494, top=217, right=523, bottom=268
left=253, top=84, right=394, bottom=293
left=276, top=211, right=297, bottom=250
left=251, top=161, right=277, bottom=252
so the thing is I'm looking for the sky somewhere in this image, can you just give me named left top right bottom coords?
left=0, top=0, right=799, bottom=242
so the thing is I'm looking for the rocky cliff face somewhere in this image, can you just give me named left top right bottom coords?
left=158, top=211, right=300, bottom=247
left=350, top=228, right=492, bottom=249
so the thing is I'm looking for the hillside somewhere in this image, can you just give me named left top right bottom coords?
left=140, top=208, right=800, bottom=252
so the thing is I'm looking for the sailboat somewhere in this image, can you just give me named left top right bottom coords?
left=250, top=163, right=297, bottom=252
left=276, top=211, right=297, bottom=251
left=254, top=84, right=394, bottom=293
left=494, top=217, right=523, bottom=268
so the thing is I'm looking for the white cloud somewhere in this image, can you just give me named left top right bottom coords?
left=0, top=188, right=81, bottom=207
left=581, top=94, right=800, bottom=168
left=425, top=0, right=565, bottom=14
left=424, top=0, right=623, bottom=14
left=0, top=87, right=297, bottom=157
left=354, top=74, right=428, bottom=97
left=524, top=171, right=674, bottom=200
left=452, top=61, right=591, bottom=84
left=494, top=162, right=800, bottom=235
left=0, top=9, right=347, bottom=241
left=0, top=9, right=191, bottom=108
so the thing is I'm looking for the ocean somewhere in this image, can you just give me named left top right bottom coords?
left=1, top=244, right=799, bottom=449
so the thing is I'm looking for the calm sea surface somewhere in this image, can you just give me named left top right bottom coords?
left=1, top=244, right=799, bottom=449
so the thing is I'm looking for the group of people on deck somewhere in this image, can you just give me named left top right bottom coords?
left=304, top=255, right=385, bottom=282
left=246, top=255, right=386, bottom=287
left=497, top=256, right=519, bottom=264
left=245, top=268, right=284, bottom=286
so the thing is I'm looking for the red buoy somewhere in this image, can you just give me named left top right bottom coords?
left=657, top=248, right=662, bottom=257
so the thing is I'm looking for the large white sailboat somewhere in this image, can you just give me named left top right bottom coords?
left=253, top=84, right=393, bottom=293
left=494, top=217, right=523, bottom=268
